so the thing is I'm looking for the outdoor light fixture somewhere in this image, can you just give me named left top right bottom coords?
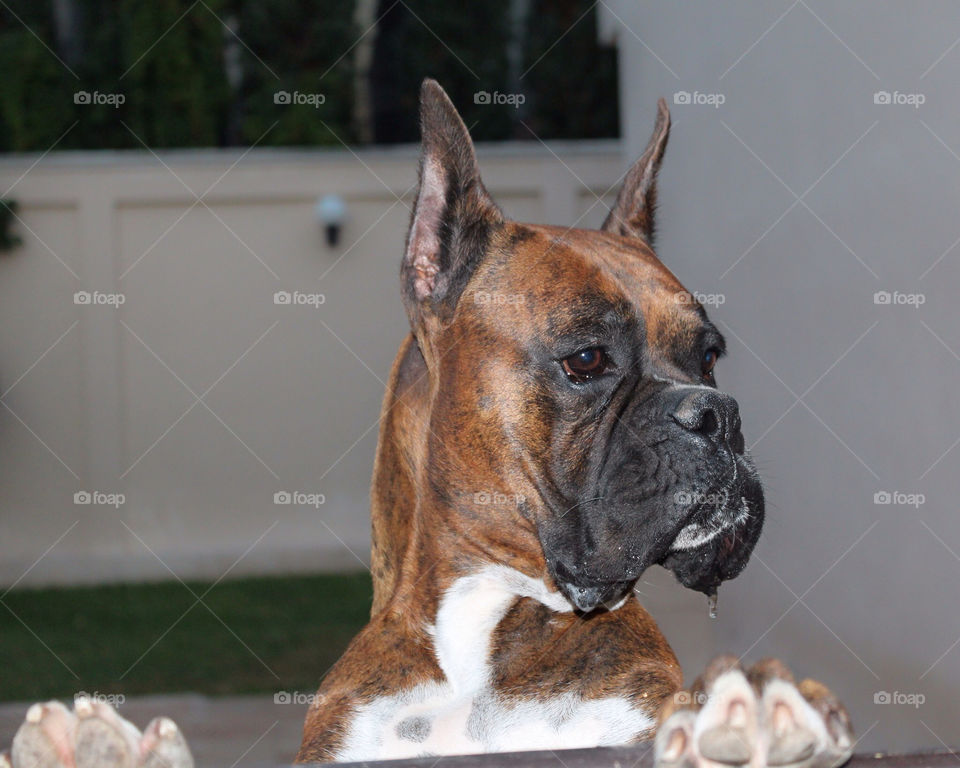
left=315, top=194, right=347, bottom=247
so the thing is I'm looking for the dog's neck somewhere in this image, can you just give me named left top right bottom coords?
left=369, top=334, right=430, bottom=615
left=369, top=334, right=550, bottom=624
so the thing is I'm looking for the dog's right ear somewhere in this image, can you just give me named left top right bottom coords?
left=401, top=79, right=503, bottom=333
left=601, top=98, right=670, bottom=244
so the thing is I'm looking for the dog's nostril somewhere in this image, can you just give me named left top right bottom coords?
left=698, top=408, right=719, bottom=439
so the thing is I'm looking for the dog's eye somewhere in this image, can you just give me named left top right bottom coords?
left=562, top=348, right=609, bottom=382
left=702, top=348, right=720, bottom=381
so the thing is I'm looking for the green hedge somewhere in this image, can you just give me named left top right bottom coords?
left=0, top=0, right=617, bottom=151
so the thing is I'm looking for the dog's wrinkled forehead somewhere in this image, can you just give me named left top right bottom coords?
left=466, top=222, right=704, bottom=359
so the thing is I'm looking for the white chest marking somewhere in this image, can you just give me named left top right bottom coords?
left=334, top=566, right=654, bottom=761
left=431, top=565, right=573, bottom=692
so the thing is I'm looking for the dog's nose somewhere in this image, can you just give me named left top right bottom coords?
left=672, top=390, right=744, bottom=453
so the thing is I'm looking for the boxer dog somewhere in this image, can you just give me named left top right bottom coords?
left=295, top=81, right=854, bottom=766
left=4, top=81, right=853, bottom=768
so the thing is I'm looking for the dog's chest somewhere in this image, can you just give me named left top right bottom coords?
left=334, top=567, right=653, bottom=761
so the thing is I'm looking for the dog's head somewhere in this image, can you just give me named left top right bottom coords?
left=402, top=80, right=763, bottom=613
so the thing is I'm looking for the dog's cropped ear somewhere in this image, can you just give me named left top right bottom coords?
left=601, top=98, right=670, bottom=243
left=402, top=79, right=504, bottom=330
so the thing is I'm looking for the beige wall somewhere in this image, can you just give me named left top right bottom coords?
left=0, top=142, right=624, bottom=588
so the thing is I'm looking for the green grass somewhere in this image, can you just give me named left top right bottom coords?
left=0, top=573, right=372, bottom=702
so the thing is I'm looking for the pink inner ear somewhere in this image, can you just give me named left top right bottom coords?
left=408, top=156, right=446, bottom=301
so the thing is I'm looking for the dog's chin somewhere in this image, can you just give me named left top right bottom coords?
left=554, top=577, right=634, bottom=614
left=660, top=484, right=764, bottom=595
left=546, top=556, right=635, bottom=613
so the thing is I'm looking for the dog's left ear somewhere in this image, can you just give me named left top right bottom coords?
left=601, top=98, right=670, bottom=243
left=401, top=79, right=504, bottom=330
